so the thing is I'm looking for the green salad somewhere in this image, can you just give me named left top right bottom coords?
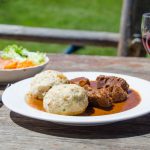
left=1, top=45, right=46, bottom=65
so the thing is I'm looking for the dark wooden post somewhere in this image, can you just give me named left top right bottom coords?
left=118, top=0, right=150, bottom=57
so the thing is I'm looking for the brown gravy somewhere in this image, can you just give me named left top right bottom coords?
left=26, top=80, right=141, bottom=116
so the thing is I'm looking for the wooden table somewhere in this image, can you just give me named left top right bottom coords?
left=0, top=54, right=150, bottom=150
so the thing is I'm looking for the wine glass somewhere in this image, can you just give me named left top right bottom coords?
left=141, top=13, right=150, bottom=54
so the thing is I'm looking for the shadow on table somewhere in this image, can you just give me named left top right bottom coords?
left=10, top=111, right=150, bottom=139
left=0, top=95, right=3, bottom=107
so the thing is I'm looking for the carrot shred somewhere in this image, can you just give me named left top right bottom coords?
left=3, top=60, right=35, bottom=69
left=4, top=61, right=18, bottom=69
left=16, top=60, right=35, bottom=68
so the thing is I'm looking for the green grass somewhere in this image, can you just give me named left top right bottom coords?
left=0, top=0, right=122, bottom=55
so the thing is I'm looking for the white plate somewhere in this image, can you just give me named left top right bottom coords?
left=0, top=57, right=49, bottom=84
left=2, top=72, right=150, bottom=126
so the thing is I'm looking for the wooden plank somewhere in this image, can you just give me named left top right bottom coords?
left=118, top=0, right=149, bottom=57
left=0, top=54, right=150, bottom=150
left=118, top=0, right=134, bottom=56
left=0, top=24, right=119, bottom=47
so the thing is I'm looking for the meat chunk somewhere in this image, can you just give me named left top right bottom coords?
left=88, top=86, right=127, bottom=107
left=70, top=77, right=90, bottom=87
left=88, top=88, right=113, bottom=107
left=96, top=75, right=129, bottom=92
left=70, top=75, right=129, bottom=108
left=109, top=85, right=128, bottom=102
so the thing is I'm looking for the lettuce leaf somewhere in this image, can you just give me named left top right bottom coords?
left=1, top=45, right=46, bottom=64
left=22, top=50, right=46, bottom=64
left=1, top=45, right=25, bottom=61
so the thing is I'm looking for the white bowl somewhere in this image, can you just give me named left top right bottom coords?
left=0, top=57, right=49, bottom=84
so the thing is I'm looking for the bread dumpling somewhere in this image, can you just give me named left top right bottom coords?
left=43, top=84, right=88, bottom=115
left=29, top=70, right=69, bottom=99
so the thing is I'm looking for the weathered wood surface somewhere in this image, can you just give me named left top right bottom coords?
left=0, top=54, right=150, bottom=150
left=0, top=24, right=119, bottom=47
left=118, top=0, right=149, bottom=57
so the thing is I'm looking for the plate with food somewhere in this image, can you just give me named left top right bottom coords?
left=0, top=45, right=49, bottom=84
left=2, top=70, right=150, bottom=126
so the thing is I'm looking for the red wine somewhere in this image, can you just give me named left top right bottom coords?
left=142, top=34, right=150, bottom=54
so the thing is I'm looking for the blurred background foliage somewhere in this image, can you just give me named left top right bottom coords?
left=0, top=0, right=122, bottom=55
